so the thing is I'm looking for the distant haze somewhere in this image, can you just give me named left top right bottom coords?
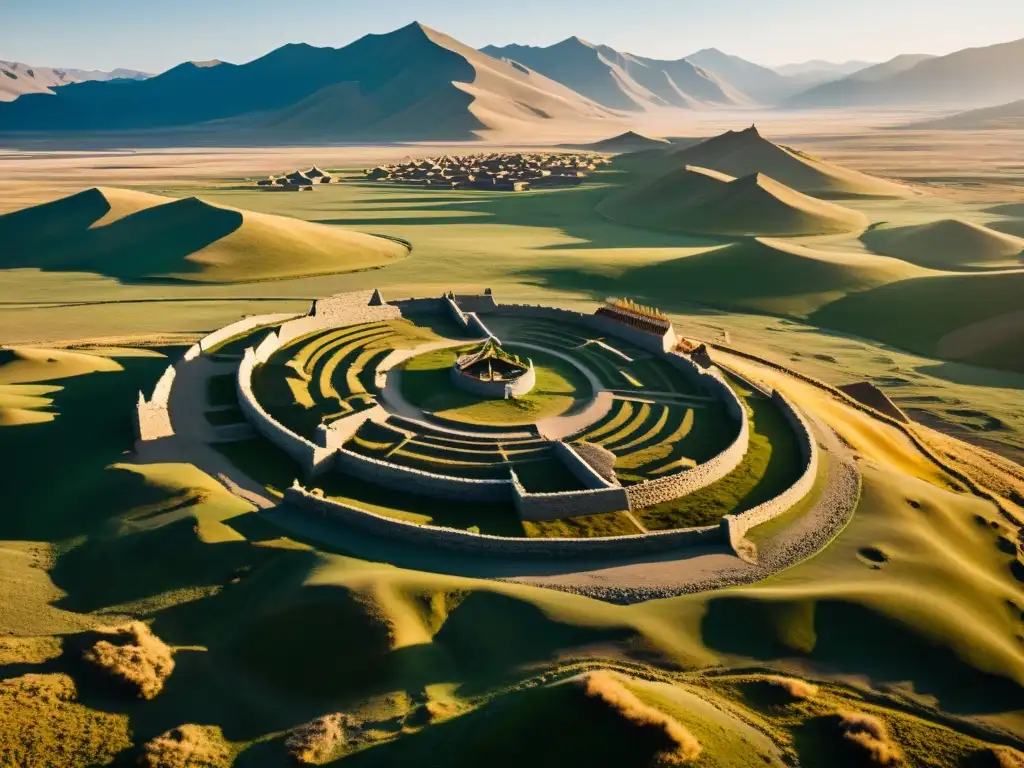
left=1, top=0, right=1023, bottom=73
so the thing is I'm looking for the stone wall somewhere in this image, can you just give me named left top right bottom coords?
left=450, top=360, right=536, bottom=400
left=391, top=297, right=447, bottom=316
left=624, top=393, right=749, bottom=510
left=314, top=405, right=387, bottom=449
left=454, top=293, right=499, bottom=314
left=236, top=348, right=335, bottom=476
left=334, top=446, right=512, bottom=501
left=493, top=304, right=674, bottom=354
left=285, top=485, right=723, bottom=558
left=567, top=441, right=618, bottom=484
left=445, top=294, right=500, bottom=343
left=720, top=390, right=820, bottom=544
left=554, top=441, right=616, bottom=489
left=197, top=313, right=300, bottom=353
left=135, top=364, right=176, bottom=441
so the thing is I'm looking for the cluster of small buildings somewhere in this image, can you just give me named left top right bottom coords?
left=363, top=152, right=611, bottom=191
left=254, top=166, right=335, bottom=192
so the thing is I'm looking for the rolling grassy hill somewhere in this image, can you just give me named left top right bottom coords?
left=0, top=186, right=409, bottom=283
left=599, top=165, right=868, bottom=237
left=657, top=126, right=911, bottom=199
left=606, top=238, right=929, bottom=316
left=862, top=219, right=1024, bottom=270
left=812, top=269, right=1024, bottom=373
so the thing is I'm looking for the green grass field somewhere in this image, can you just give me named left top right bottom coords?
left=2, top=143, right=1024, bottom=766
left=400, top=343, right=593, bottom=426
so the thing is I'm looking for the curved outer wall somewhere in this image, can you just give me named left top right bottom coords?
left=285, top=484, right=721, bottom=558
left=720, top=389, right=820, bottom=544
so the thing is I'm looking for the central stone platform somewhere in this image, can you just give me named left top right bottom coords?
left=451, top=338, right=535, bottom=399
left=400, top=342, right=590, bottom=427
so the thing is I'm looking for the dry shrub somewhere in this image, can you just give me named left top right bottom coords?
left=140, top=724, right=232, bottom=768
left=425, top=699, right=457, bottom=721
left=81, top=621, right=174, bottom=699
left=579, top=671, right=702, bottom=765
left=837, top=710, right=902, bottom=765
left=764, top=675, right=818, bottom=700
left=285, top=713, right=358, bottom=764
left=984, top=746, right=1024, bottom=767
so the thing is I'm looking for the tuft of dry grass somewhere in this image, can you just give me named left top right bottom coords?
left=579, top=671, right=702, bottom=765
left=0, top=673, right=131, bottom=767
left=285, top=713, right=359, bottom=764
left=837, top=710, right=903, bottom=765
left=140, top=724, right=233, bottom=768
left=984, top=745, right=1024, bottom=767
left=764, top=675, right=818, bottom=700
left=81, top=621, right=174, bottom=699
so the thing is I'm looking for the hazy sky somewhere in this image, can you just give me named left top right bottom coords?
left=2, top=0, right=1022, bottom=73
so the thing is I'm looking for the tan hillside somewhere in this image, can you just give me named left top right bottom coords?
left=668, top=125, right=911, bottom=198
left=481, top=38, right=749, bottom=111
left=0, top=187, right=409, bottom=283
left=906, top=98, right=1024, bottom=130
left=0, top=60, right=149, bottom=102
left=600, top=165, right=868, bottom=237
left=862, top=219, right=1024, bottom=270
left=576, top=131, right=671, bottom=153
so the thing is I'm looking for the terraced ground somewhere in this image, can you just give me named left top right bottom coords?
left=251, top=320, right=440, bottom=438
left=345, top=418, right=584, bottom=490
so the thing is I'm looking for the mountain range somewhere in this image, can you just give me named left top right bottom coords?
left=1, top=24, right=1023, bottom=139
left=0, top=60, right=149, bottom=101
left=0, top=23, right=615, bottom=139
left=481, top=39, right=751, bottom=110
left=785, top=39, right=1024, bottom=108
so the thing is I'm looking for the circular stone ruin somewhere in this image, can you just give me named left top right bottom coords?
left=450, top=338, right=536, bottom=400
left=135, top=288, right=824, bottom=561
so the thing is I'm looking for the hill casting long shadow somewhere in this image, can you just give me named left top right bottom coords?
left=0, top=186, right=409, bottom=283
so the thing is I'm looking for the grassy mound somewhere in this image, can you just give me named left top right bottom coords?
left=811, top=269, right=1024, bottom=373
left=862, top=219, right=1024, bottom=270
left=0, top=186, right=409, bottom=283
left=614, top=238, right=927, bottom=317
left=341, top=669, right=783, bottom=767
left=662, top=126, right=909, bottom=198
left=601, top=166, right=868, bottom=236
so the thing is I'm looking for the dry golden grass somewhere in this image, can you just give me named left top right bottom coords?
left=285, top=713, right=357, bottom=765
left=140, top=724, right=233, bottom=768
left=984, top=745, right=1024, bottom=767
left=837, top=710, right=903, bottom=765
left=0, top=673, right=130, bottom=767
left=81, top=621, right=174, bottom=699
left=764, top=675, right=819, bottom=701
left=579, top=671, right=702, bottom=765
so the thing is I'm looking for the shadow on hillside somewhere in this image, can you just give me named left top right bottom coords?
left=315, top=183, right=714, bottom=253
left=0, top=190, right=243, bottom=282
left=0, top=353, right=169, bottom=541
left=701, top=596, right=1024, bottom=716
